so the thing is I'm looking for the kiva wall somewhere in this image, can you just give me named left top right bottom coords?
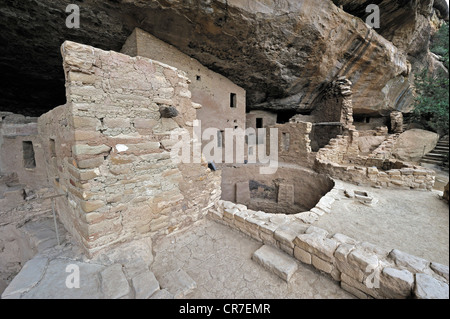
left=38, top=41, right=221, bottom=256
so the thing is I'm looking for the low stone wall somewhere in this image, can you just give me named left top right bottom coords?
left=209, top=200, right=449, bottom=299
left=316, top=134, right=435, bottom=190
left=368, top=133, right=401, bottom=159
left=37, top=41, right=221, bottom=256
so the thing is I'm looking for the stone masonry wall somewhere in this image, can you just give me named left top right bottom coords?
left=315, top=133, right=435, bottom=190
left=38, top=41, right=221, bottom=256
left=0, top=113, right=49, bottom=190
left=273, top=121, right=313, bottom=165
left=209, top=199, right=449, bottom=299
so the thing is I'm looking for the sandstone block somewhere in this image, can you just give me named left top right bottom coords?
left=341, top=273, right=381, bottom=299
left=260, top=231, right=277, bottom=246
left=77, top=156, right=104, bottom=169
left=333, top=233, right=358, bottom=245
left=312, top=255, right=333, bottom=274
left=252, top=245, right=298, bottom=282
left=389, top=249, right=430, bottom=273
left=294, top=231, right=338, bottom=263
left=104, top=117, right=131, bottom=128
left=294, top=246, right=312, bottom=264
left=379, top=267, right=414, bottom=299
left=132, top=271, right=160, bottom=299
left=295, top=212, right=319, bottom=224
left=73, top=144, right=111, bottom=156
left=223, top=207, right=239, bottom=222
left=430, top=262, right=449, bottom=282
left=80, top=200, right=106, bottom=213
left=1, top=257, right=49, bottom=298
left=348, top=249, right=379, bottom=277
left=100, top=264, right=131, bottom=299
left=73, top=116, right=101, bottom=129
left=414, top=273, right=449, bottom=299
left=341, top=282, right=370, bottom=299
left=157, top=269, right=197, bottom=299
left=274, top=221, right=309, bottom=248
left=150, top=289, right=174, bottom=299
left=133, top=118, right=158, bottom=129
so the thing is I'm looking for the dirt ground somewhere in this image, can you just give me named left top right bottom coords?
left=314, top=179, right=449, bottom=266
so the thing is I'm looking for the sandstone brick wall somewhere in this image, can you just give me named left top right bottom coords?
left=315, top=133, right=435, bottom=190
left=38, top=41, right=221, bottom=256
left=121, top=28, right=246, bottom=162
left=0, top=114, right=48, bottom=190
left=273, top=122, right=313, bottom=164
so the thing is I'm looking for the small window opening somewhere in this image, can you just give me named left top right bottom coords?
left=49, top=139, right=56, bottom=158
left=256, top=118, right=263, bottom=129
left=282, top=133, right=291, bottom=152
left=196, top=75, right=201, bottom=81
left=366, top=117, right=371, bottom=123
left=23, top=141, right=36, bottom=169
left=218, top=130, right=224, bottom=148
left=230, top=93, right=237, bottom=108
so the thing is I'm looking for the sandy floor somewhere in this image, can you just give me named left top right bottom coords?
left=314, top=182, right=449, bottom=266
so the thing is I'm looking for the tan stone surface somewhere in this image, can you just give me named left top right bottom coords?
left=392, top=129, right=440, bottom=162
left=314, top=181, right=449, bottom=266
left=152, top=219, right=354, bottom=299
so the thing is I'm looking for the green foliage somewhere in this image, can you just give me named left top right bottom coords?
left=413, top=22, right=449, bottom=136
left=430, top=23, right=449, bottom=69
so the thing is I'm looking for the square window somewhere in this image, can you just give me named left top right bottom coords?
left=23, top=141, right=36, bottom=169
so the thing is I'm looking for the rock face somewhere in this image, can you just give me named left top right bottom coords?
left=0, top=0, right=447, bottom=116
left=392, top=129, right=440, bottom=162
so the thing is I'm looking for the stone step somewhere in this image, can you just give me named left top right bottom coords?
left=424, top=153, right=448, bottom=159
left=157, top=269, right=197, bottom=299
left=420, top=158, right=444, bottom=165
left=100, top=264, right=132, bottom=299
left=252, top=245, right=298, bottom=282
left=131, top=270, right=160, bottom=299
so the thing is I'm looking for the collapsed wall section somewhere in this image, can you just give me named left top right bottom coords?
left=38, top=41, right=221, bottom=256
left=315, top=133, right=436, bottom=190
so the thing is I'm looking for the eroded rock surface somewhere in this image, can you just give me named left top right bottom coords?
left=0, top=0, right=446, bottom=116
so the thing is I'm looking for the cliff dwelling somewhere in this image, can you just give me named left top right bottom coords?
left=0, top=0, right=449, bottom=302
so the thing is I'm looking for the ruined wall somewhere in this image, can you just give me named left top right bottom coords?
left=246, top=110, right=277, bottom=131
left=311, top=78, right=354, bottom=129
left=121, top=28, right=246, bottom=161
left=272, top=122, right=313, bottom=165
left=38, top=41, right=221, bottom=256
left=304, top=77, right=355, bottom=151
left=0, top=113, right=48, bottom=190
left=315, top=133, right=435, bottom=190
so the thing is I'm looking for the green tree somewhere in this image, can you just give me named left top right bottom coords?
left=413, top=22, right=449, bottom=136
